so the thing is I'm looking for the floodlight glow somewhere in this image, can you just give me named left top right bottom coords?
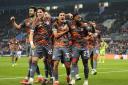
left=78, top=4, right=83, bottom=8
left=52, top=6, right=58, bottom=10
left=104, top=2, right=109, bottom=7
left=75, top=5, right=78, bottom=9
left=46, top=6, right=50, bottom=11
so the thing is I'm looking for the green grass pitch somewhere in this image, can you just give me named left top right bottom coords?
left=0, top=56, right=128, bottom=85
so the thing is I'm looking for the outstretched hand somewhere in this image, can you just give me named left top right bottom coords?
left=10, top=16, right=15, bottom=22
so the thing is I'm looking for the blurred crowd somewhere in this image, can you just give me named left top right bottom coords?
left=0, top=1, right=128, bottom=55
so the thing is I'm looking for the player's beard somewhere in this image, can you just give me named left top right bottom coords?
left=29, top=14, right=35, bottom=18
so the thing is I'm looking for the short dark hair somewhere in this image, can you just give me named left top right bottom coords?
left=58, top=11, right=65, bottom=16
left=29, top=6, right=37, bottom=12
left=60, top=11, right=65, bottom=13
left=37, top=7, right=46, bottom=12
left=73, top=13, right=79, bottom=19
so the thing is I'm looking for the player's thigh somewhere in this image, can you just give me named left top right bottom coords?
left=52, top=47, right=62, bottom=61
left=81, top=48, right=90, bottom=60
left=32, top=45, right=44, bottom=60
left=72, top=46, right=80, bottom=58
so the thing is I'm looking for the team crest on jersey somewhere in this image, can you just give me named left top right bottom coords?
left=26, top=22, right=31, bottom=26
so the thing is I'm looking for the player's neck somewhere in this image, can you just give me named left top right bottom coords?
left=30, top=16, right=36, bottom=21
left=58, top=20, right=64, bottom=26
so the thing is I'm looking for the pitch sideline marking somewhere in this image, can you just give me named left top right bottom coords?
left=0, top=69, right=128, bottom=80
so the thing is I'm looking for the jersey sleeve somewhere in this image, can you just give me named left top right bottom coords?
left=20, top=20, right=26, bottom=28
left=52, top=24, right=57, bottom=32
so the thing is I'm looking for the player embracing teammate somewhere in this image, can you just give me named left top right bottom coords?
left=9, top=6, right=102, bottom=85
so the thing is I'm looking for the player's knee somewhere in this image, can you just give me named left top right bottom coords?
left=53, top=61, right=59, bottom=70
left=32, top=57, right=38, bottom=64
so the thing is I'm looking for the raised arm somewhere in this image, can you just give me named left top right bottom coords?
left=29, top=28, right=35, bottom=49
left=10, top=16, right=23, bottom=29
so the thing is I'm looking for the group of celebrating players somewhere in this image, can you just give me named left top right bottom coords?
left=10, top=6, right=107, bottom=85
